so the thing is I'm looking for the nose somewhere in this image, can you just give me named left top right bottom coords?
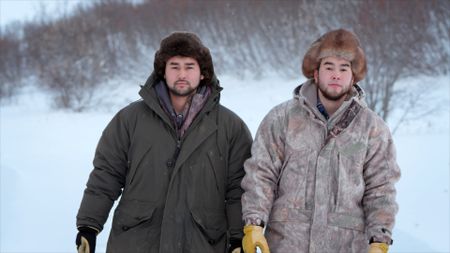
left=331, top=71, right=340, bottom=80
left=178, top=69, right=186, bottom=80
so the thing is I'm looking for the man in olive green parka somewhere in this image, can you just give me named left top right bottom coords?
left=75, top=32, right=252, bottom=253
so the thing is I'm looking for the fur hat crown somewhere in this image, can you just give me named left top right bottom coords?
left=302, top=29, right=367, bottom=83
left=154, top=32, right=214, bottom=86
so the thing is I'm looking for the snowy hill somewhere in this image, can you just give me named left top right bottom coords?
left=0, top=74, right=449, bottom=252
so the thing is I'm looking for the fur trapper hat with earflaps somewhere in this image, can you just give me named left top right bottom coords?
left=154, top=31, right=215, bottom=86
left=302, top=29, right=367, bottom=84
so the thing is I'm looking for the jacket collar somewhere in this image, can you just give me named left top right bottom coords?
left=294, top=79, right=365, bottom=103
left=138, top=71, right=222, bottom=132
left=294, top=79, right=366, bottom=124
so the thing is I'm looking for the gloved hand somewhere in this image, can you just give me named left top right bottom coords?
left=242, top=225, right=270, bottom=253
left=229, top=237, right=242, bottom=253
left=368, top=242, right=389, bottom=253
left=76, top=226, right=97, bottom=253
left=231, top=248, right=241, bottom=253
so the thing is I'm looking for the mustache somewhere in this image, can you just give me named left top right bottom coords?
left=175, top=80, right=190, bottom=85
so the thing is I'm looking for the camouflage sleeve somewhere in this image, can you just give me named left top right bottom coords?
left=241, top=103, right=288, bottom=224
left=362, top=121, right=401, bottom=244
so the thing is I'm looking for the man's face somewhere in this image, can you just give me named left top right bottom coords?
left=164, top=56, right=203, bottom=97
left=314, top=56, right=354, bottom=101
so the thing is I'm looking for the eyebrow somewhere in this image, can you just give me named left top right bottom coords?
left=168, top=62, right=196, bottom=66
left=323, top=61, right=350, bottom=68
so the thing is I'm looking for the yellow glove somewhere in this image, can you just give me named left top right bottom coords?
left=368, top=243, right=389, bottom=253
left=242, top=225, right=270, bottom=253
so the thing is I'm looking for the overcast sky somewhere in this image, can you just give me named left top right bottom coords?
left=0, top=0, right=83, bottom=28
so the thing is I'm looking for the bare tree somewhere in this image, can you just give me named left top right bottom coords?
left=0, top=24, right=23, bottom=101
left=1, top=0, right=448, bottom=120
left=345, top=0, right=449, bottom=128
left=24, top=15, right=108, bottom=111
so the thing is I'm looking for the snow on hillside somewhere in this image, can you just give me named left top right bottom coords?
left=0, top=74, right=449, bottom=252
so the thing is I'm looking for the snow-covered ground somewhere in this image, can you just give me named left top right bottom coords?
left=1, top=74, right=449, bottom=252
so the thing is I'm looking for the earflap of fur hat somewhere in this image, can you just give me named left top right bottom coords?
left=302, top=29, right=367, bottom=83
left=352, top=47, right=367, bottom=84
left=302, top=38, right=322, bottom=79
left=153, top=31, right=215, bottom=86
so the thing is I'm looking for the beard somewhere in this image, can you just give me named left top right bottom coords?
left=168, top=81, right=197, bottom=97
left=317, top=77, right=352, bottom=101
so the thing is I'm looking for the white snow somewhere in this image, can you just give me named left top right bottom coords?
left=0, top=74, right=449, bottom=252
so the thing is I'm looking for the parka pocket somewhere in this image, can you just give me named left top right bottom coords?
left=206, top=150, right=226, bottom=197
left=108, top=200, right=157, bottom=253
left=112, top=199, right=156, bottom=235
left=190, top=208, right=227, bottom=245
left=328, top=212, right=365, bottom=232
left=276, top=148, right=311, bottom=208
left=187, top=158, right=225, bottom=209
left=269, top=206, right=312, bottom=223
left=126, top=145, right=152, bottom=186
left=333, top=152, right=365, bottom=212
left=266, top=206, right=312, bottom=252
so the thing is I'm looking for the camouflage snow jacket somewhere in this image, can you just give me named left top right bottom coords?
left=241, top=80, right=400, bottom=253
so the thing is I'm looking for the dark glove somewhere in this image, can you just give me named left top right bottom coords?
left=76, top=226, right=97, bottom=253
left=229, top=237, right=242, bottom=253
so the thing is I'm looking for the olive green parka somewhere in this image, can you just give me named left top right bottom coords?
left=77, top=73, right=252, bottom=253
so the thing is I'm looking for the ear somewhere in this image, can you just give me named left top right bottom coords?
left=200, top=75, right=204, bottom=80
left=313, top=69, right=318, bottom=83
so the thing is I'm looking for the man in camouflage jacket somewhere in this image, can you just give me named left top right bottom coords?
left=241, top=29, right=401, bottom=253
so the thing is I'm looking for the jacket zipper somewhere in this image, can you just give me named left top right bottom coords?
left=166, top=91, right=217, bottom=170
left=166, top=124, right=182, bottom=170
left=173, top=138, right=182, bottom=162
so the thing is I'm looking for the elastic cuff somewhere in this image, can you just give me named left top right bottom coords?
left=368, top=227, right=393, bottom=245
left=369, top=236, right=393, bottom=245
left=77, top=226, right=100, bottom=235
left=243, top=217, right=265, bottom=227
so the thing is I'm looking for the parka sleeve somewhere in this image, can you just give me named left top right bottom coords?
left=76, top=109, right=131, bottom=232
left=241, top=104, right=287, bottom=224
left=362, top=122, right=401, bottom=244
left=225, top=115, right=253, bottom=240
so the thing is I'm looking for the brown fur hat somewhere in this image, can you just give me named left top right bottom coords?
left=302, top=29, right=367, bottom=84
left=154, top=32, right=214, bottom=86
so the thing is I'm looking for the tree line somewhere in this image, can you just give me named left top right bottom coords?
left=1, top=0, right=448, bottom=126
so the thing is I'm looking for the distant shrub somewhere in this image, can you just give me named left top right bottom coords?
left=0, top=25, right=23, bottom=102
left=0, top=0, right=448, bottom=120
